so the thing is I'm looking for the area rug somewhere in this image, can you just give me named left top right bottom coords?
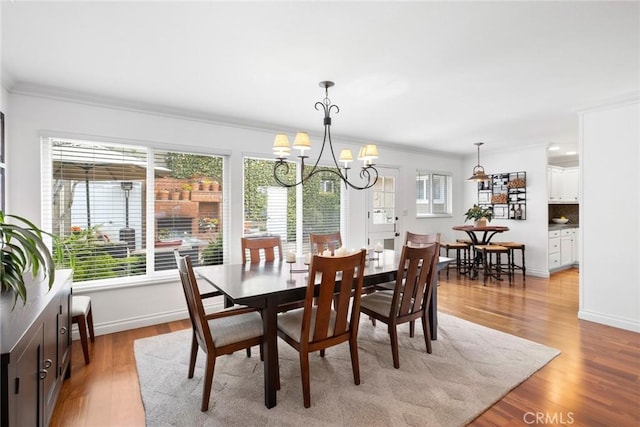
left=134, top=313, right=559, bottom=426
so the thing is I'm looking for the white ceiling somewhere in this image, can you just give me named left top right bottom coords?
left=2, top=1, right=639, bottom=160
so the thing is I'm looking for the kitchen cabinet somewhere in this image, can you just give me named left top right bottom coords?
left=548, top=230, right=561, bottom=269
left=1, top=270, right=72, bottom=427
left=548, top=166, right=580, bottom=202
left=549, top=228, right=579, bottom=271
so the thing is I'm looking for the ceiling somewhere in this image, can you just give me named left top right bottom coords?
left=2, top=1, right=638, bottom=161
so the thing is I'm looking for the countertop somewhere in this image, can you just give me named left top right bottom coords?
left=549, top=224, right=579, bottom=231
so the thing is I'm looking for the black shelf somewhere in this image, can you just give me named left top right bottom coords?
left=477, top=171, right=527, bottom=220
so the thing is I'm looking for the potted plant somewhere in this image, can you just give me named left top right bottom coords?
left=157, top=188, right=170, bottom=200
left=0, top=211, right=56, bottom=308
left=464, top=204, right=494, bottom=227
left=180, top=183, right=192, bottom=200
left=169, top=188, right=180, bottom=200
left=211, top=180, right=220, bottom=191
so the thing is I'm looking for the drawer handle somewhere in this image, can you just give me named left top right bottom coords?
left=39, top=369, right=48, bottom=380
left=44, top=359, right=53, bottom=369
left=60, top=326, right=67, bottom=335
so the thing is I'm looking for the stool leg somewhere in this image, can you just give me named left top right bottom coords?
left=446, top=247, right=450, bottom=279
left=483, top=250, right=489, bottom=286
left=521, top=247, right=526, bottom=284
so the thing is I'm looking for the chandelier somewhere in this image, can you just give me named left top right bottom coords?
left=467, top=142, right=490, bottom=182
left=272, top=81, right=379, bottom=190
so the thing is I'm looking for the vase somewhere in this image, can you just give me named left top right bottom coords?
left=170, top=192, right=180, bottom=201
left=157, top=190, right=169, bottom=200
left=474, top=218, right=487, bottom=227
left=180, top=190, right=190, bottom=200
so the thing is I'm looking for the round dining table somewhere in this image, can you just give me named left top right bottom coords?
left=452, top=224, right=510, bottom=279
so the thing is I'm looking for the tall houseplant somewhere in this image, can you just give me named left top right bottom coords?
left=0, top=211, right=56, bottom=307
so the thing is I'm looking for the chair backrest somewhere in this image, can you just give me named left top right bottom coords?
left=301, top=250, right=366, bottom=344
left=391, top=243, right=439, bottom=321
left=241, top=236, right=283, bottom=264
left=174, top=250, right=215, bottom=353
left=404, top=231, right=440, bottom=247
left=309, top=231, right=343, bottom=255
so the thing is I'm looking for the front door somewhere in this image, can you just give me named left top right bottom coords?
left=367, top=167, right=400, bottom=251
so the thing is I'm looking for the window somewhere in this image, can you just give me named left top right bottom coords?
left=44, top=137, right=227, bottom=284
left=416, top=170, right=452, bottom=217
left=243, top=157, right=343, bottom=256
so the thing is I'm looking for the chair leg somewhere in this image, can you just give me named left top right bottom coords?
left=246, top=348, right=251, bottom=357
left=349, top=337, right=361, bottom=385
left=389, top=327, right=400, bottom=369
left=409, top=320, right=415, bottom=337
left=200, top=355, right=216, bottom=412
left=320, top=349, right=326, bottom=357
left=188, top=332, right=198, bottom=378
left=300, top=351, right=311, bottom=408
left=75, top=315, right=90, bottom=364
left=87, top=304, right=95, bottom=343
left=421, top=313, right=432, bottom=354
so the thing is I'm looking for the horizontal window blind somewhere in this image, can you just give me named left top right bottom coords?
left=45, top=137, right=227, bottom=284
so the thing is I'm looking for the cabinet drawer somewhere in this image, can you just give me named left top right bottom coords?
left=549, top=252, right=561, bottom=268
left=548, top=237, right=561, bottom=254
left=548, top=230, right=561, bottom=238
left=561, top=229, right=574, bottom=237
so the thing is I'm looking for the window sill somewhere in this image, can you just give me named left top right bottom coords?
left=70, top=271, right=178, bottom=292
left=416, top=214, right=452, bottom=219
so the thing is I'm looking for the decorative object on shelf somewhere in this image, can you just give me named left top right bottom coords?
left=551, top=217, right=569, bottom=224
left=467, top=142, right=490, bottom=182
left=272, top=81, right=379, bottom=190
left=0, top=211, right=56, bottom=308
left=157, top=189, right=169, bottom=200
left=169, top=189, right=180, bottom=200
left=464, top=204, right=494, bottom=227
left=180, top=183, right=192, bottom=200
left=211, top=180, right=220, bottom=191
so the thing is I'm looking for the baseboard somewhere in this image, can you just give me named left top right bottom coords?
left=71, top=300, right=223, bottom=339
left=578, top=310, right=640, bottom=333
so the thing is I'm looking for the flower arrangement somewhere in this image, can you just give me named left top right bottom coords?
left=181, top=183, right=193, bottom=191
left=464, top=204, right=494, bottom=223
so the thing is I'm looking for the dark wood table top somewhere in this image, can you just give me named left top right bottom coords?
left=453, top=225, right=510, bottom=232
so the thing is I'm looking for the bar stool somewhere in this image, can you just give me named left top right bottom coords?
left=474, top=245, right=513, bottom=286
left=72, top=295, right=95, bottom=364
left=440, top=241, right=471, bottom=278
left=493, top=241, right=526, bottom=284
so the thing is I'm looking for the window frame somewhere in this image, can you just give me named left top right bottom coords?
left=42, top=135, right=230, bottom=289
left=416, top=169, right=453, bottom=218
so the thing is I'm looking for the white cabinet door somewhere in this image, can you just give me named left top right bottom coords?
left=548, top=167, right=563, bottom=201
left=563, top=167, right=579, bottom=202
left=572, top=229, right=579, bottom=264
left=560, top=235, right=573, bottom=265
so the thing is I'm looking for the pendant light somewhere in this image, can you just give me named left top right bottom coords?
left=467, top=142, right=490, bottom=182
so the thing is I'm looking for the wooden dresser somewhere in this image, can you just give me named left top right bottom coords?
left=1, top=270, right=72, bottom=427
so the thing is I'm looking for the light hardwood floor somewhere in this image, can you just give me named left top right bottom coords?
left=50, top=268, right=640, bottom=426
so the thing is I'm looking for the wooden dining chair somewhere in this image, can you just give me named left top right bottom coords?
left=405, top=231, right=440, bottom=247
left=174, top=250, right=264, bottom=411
left=241, top=235, right=283, bottom=264
left=309, top=231, right=343, bottom=255
left=277, top=249, right=366, bottom=408
left=360, top=243, right=439, bottom=369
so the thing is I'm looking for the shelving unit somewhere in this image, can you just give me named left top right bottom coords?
left=477, top=171, right=527, bottom=220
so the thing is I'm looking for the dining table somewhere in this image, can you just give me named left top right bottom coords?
left=452, top=224, right=510, bottom=279
left=196, top=249, right=452, bottom=409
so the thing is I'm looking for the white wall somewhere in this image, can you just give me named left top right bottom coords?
left=462, top=144, right=550, bottom=277
left=579, top=100, right=639, bottom=333
left=7, top=91, right=465, bottom=335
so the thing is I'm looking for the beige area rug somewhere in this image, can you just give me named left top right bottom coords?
left=134, top=313, right=559, bottom=426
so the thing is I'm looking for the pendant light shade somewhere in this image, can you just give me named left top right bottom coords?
left=467, top=142, right=490, bottom=182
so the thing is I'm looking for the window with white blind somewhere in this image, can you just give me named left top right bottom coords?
left=44, top=137, right=227, bottom=284
left=243, top=157, right=343, bottom=257
left=416, top=170, right=452, bottom=217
